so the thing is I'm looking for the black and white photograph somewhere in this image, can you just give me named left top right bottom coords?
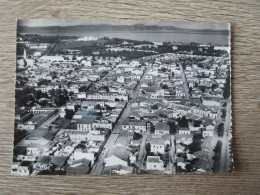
left=13, top=19, right=232, bottom=175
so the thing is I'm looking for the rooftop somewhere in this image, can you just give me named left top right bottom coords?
left=147, top=156, right=161, bottom=163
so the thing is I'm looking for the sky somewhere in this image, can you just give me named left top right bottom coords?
left=17, top=19, right=230, bottom=31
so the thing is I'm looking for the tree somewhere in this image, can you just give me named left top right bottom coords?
left=162, top=84, right=168, bottom=89
left=161, top=67, right=167, bottom=72
left=145, top=143, right=151, bottom=153
left=212, top=140, right=222, bottom=172
left=150, top=125, right=155, bottom=134
left=189, top=87, right=192, bottom=93
left=165, top=144, right=170, bottom=152
left=199, top=86, right=207, bottom=93
left=188, top=133, right=202, bottom=153
left=35, top=90, right=43, bottom=100
left=185, top=164, right=194, bottom=172
left=221, top=109, right=226, bottom=119
left=133, top=132, right=143, bottom=140
left=65, top=109, right=74, bottom=119
left=178, top=116, right=188, bottom=127
left=105, top=105, right=113, bottom=110
left=151, top=104, right=159, bottom=110
left=217, top=123, right=224, bottom=137
left=95, top=104, right=102, bottom=110
left=167, top=120, right=177, bottom=134
left=54, top=94, right=69, bottom=106
left=223, top=68, right=231, bottom=99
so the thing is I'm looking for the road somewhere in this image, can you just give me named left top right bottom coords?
left=219, top=100, right=232, bottom=172
left=169, top=135, right=176, bottom=174
left=136, top=135, right=147, bottom=171
left=178, top=62, right=190, bottom=99
left=90, top=134, right=119, bottom=175
left=38, top=110, right=60, bottom=129
left=90, top=60, right=152, bottom=174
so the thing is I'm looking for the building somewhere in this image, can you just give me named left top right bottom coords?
left=154, top=122, right=170, bottom=135
left=93, top=120, right=112, bottom=130
left=11, top=162, right=30, bottom=176
left=87, top=93, right=129, bottom=101
left=17, top=109, right=58, bottom=130
left=76, top=117, right=96, bottom=131
left=202, top=125, right=215, bottom=137
left=178, top=127, right=191, bottom=135
left=201, top=97, right=221, bottom=107
left=122, top=120, right=147, bottom=134
left=70, top=149, right=95, bottom=165
left=104, top=155, right=128, bottom=167
left=150, top=137, right=165, bottom=154
left=146, top=156, right=164, bottom=171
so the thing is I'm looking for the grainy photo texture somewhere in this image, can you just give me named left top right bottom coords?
left=13, top=19, right=232, bottom=175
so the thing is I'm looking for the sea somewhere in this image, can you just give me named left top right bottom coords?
left=20, top=30, right=230, bottom=46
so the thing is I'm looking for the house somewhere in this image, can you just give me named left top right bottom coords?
left=122, top=120, right=147, bottom=134
left=21, top=129, right=53, bottom=147
left=150, top=137, right=165, bottom=154
left=146, top=156, right=164, bottom=171
left=176, top=157, right=187, bottom=170
left=104, top=155, right=128, bottom=167
left=77, top=93, right=86, bottom=99
left=68, top=131, right=89, bottom=141
left=89, top=129, right=109, bottom=142
left=202, top=125, right=215, bottom=137
left=70, top=149, right=95, bottom=165
left=15, top=108, right=32, bottom=123
left=66, top=158, right=91, bottom=175
left=73, top=110, right=96, bottom=120
left=88, top=73, right=101, bottom=81
left=93, top=120, right=112, bottom=130
left=87, top=93, right=129, bottom=101
left=76, top=117, right=96, bottom=131
left=50, top=156, right=68, bottom=171
left=103, top=165, right=133, bottom=175
left=117, top=76, right=125, bottom=83
left=11, top=162, right=31, bottom=176
left=201, top=97, right=221, bottom=107
left=178, top=127, right=191, bottom=135
left=26, top=143, right=43, bottom=156
left=154, top=122, right=170, bottom=135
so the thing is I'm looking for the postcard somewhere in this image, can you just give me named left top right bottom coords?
left=13, top=19, right=232, bottom=175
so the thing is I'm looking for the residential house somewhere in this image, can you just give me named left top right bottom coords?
left=76, top=117, right=96, bottom=131
left=122, top=120, right=147, bottom=134
left=150, top=137, right=165, bottom=154
left=154, top=122, right=170, bottom=135
left=178, top=127, right=191, bottom=135
left=146, top=156, right=164, bottom=171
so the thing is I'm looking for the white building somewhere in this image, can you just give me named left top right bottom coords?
left=150, top=138, right=165, bottom=154
left=146, top=156, right=164, bottom=171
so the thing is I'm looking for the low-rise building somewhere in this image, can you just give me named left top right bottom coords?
left=154, top=122, right=170, bottom=135
left=178, top=127, right=191, bottom=135
left=146, top=156, right=164, bottom=171
left=150, top=137, right=165, bottom=154
left=122, top=120, right=147, bottom=134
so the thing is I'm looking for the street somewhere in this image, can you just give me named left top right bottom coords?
left=179, top=62, right=190, bottom=99
left=219, top=100, right=232, bottom=172
left=136, top=135, right=147, bottom=171
left=90, top=58, right=151, bottom=174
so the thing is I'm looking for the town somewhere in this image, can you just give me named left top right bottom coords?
left=12, top=34, right=232, bottom=175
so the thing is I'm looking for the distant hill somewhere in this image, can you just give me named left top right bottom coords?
left=18, top=24, right=229, bottom=35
